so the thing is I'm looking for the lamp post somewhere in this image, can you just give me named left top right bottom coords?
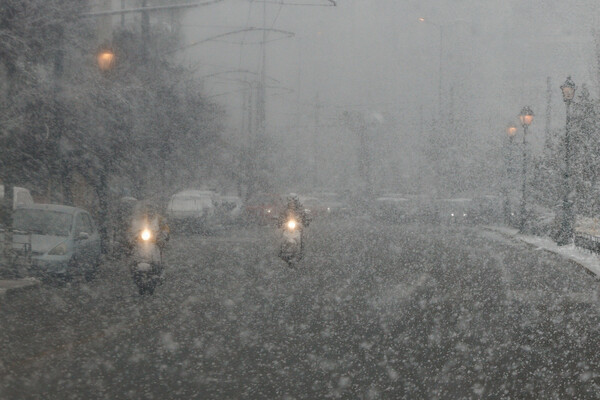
left=95, top=47, right=116, bottom=254
left=504, top=123, right=517, bottom=225
left=518, top=106, right=534, bottom=233
left=557, top=76, right=576, bottom=245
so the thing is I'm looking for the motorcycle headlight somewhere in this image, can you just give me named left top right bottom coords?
left=48, top=242, right=68, bottom=256
left=287, top=220, right=297, bottom=230
left=140, top=228, right=152, bottom=241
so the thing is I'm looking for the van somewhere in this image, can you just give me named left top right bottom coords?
left=0, top=185, right=34, bottom=209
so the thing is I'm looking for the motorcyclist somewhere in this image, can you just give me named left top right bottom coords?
left=129, top=202, right=170, bottom=248
left=277, top=194, right=310, bottom=229
left=128, top=202, right=169, bottom=294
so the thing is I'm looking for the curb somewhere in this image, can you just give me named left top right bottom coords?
left=0, top=278, right=41, bottom=300
left=482, top=226, right=600, bottom=279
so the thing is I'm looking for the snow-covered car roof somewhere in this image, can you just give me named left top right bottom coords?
left=172, top=190, right=217, bottom=199
left=376, top=197, right=409, bottom=202
left=439, top=198, right=473, bottom=203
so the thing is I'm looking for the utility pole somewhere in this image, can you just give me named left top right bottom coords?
left=419, top=105, right=424, bottom=137
left=312, top=93, right=321, bottom=188
left=141, top=0, right=150, bottom=61
left=121, top=0, right=126, bottom=29
left=52, top=22, right=65, bottom=203
left=545, top=76, right=552, bottom=139
left=256, top=0, right=267, bottom=138
left=448, top=86, right=455, bottom=131
left=343, top=112, right=372, bottom=197
left=595, top=29, right=600, bottom=99
left=97, top=0, right=113, bottom=43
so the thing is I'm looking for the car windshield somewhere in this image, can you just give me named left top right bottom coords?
left=13, top=209, right=72, bottom=236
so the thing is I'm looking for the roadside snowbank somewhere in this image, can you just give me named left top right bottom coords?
left=484, top=226, right=600, bottom=277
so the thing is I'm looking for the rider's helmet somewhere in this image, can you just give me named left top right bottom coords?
left=135, top=201, right=158, bottom=220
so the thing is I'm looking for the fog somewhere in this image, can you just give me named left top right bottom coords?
left=7, top=1, right=600, bottom=398
left=171, top=0, right=600, bottom=194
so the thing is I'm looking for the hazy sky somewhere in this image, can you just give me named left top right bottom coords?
left=178, top=0, right=600, bottom=145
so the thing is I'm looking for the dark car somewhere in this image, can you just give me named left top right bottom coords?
left=436, top=198, right=474, bottom=225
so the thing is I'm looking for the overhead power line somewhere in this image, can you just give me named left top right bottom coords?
left=170, top=27, right=295, bottom=54
left=251, top=0, right=336, bottom=5
left=80, top=0, right=224, bottom=17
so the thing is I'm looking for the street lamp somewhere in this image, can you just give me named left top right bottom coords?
left=97, top=49, right=115, bottom=72
left=506, top=123, right=517, bottom=139
left=518, top=106, right=534, bottom=233
left=95, top=46, right=116, bottom=254
left=503, top=123, right=518, bottom=225
left=519, top=106, right=534, bottom=127
left=557, top=76, right=577, bottom=245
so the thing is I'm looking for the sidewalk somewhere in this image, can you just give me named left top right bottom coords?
left=484, top=226, right=600, bottom=277
left=0, top=278, right=40, bottom=299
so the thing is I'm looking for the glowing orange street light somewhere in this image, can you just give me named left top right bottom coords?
left=561, top=76, right=576, bottom=103
left=519, top=106, right=534, bottom=127
left=97, top=50, right=115, bottom=72
left=506, top=123, right=517, bottom=139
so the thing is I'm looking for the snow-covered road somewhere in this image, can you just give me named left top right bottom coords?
left=2, top=218, right=600, bottom=398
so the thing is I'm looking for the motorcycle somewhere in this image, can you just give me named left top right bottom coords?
left=278, top=217, right=304, bottom=267
left=131, top=225, right=165, bottom=295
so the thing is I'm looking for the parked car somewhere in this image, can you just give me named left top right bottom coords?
left=167, top=190, right=218, bottom=233
left=11, top=204, right=101, bottom=280
left=244, top=193, right=284, bottom=224
left=299, top=196, right=328, bottom=219
left=306, top=192, right=350, bottom=217
left=374, top=195, right=411, bottom=222
left=436, top=198, right=474, bottom=224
